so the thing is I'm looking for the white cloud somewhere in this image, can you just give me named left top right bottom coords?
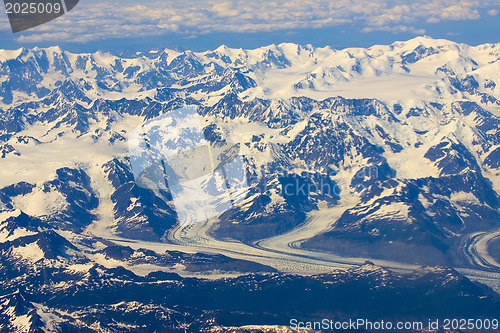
left=10, top=0, right=500, bottom=43
left=426, top=17, right=441, bottom=23
left=440, top=4, right=480, bottom=20
left=488, top=9, right=498, bottom=16
left=362, top=25, right=426, bottom=35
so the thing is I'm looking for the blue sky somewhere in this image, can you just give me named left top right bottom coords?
left=1, top=0, right=499, bottom=52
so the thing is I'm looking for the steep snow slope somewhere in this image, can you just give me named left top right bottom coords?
left=0, top=37, right=499, bottom=278
left=1, top=36, right=499, bottom=109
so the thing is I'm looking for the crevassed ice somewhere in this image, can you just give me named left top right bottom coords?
left=129, top=106, right=249, bottom=226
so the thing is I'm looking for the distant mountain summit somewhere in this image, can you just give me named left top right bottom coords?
left=1, top=36, right=500, bottom=332
left=0, top=36, right=498, bottom=107
left=0, top=37, right=500, bottom=308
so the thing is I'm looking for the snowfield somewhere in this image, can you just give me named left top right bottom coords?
left=1, top=36, right=500, bottom=290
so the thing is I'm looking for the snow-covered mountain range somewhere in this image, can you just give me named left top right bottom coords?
left=1, top=36, right=500, bottom=331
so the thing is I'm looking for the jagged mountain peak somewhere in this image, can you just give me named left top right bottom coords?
left=1, top=37, right=499, bottom=109
left=0, top=37, right=499, bottom=281
left=1, top=36, right=500, bottom=332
